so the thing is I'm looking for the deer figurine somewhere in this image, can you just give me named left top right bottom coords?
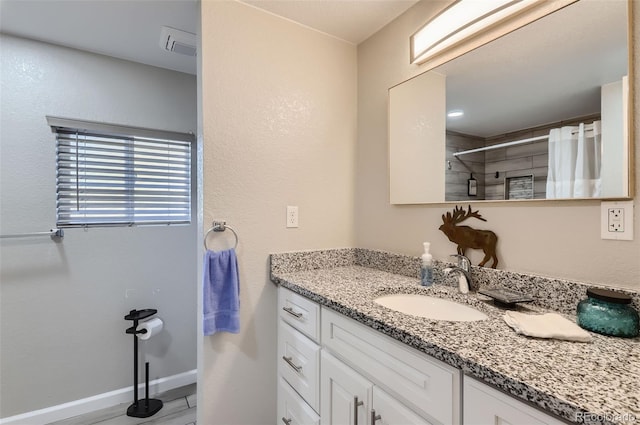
left=438, top=205, right=498, bottom=268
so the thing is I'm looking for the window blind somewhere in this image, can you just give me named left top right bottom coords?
left=51, top=119, right=193, bottom=227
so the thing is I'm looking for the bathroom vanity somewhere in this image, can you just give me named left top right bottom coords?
left=271, top=249, right=640, bottom=425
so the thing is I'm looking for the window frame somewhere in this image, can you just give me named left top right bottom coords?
left=48, top=116, right=196, bottom=228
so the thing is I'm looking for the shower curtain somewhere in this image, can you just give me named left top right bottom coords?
left=546, top=121, right=601, bottom=198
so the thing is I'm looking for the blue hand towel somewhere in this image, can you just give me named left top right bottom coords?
left=203, top=248, right=240, bottom=335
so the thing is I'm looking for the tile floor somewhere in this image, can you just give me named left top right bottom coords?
left=47, top=384, right=196, bottom=425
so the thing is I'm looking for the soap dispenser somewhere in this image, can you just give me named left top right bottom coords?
left=420, top=242, right=434, bottom=286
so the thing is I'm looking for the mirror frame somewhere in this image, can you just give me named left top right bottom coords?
left=389, top=0, right=635, bottom=204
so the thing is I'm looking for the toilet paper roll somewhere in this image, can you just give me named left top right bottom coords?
left=136, top=318, right=163, bottom=340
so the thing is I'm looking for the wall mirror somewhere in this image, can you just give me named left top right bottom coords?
left=389, top=0, right=632, bottom=204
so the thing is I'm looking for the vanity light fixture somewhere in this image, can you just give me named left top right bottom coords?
left=410, top=0, right=539, bottom=65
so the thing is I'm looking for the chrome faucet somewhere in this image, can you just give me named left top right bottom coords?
left=444, top=254, right=471, bottom=294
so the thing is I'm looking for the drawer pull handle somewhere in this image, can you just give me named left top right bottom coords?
left=282, top=356, right=303, bottom=372
left=371, top=409, right=381, bottom=424
left=283, top=306, right=303, bottom=318
left=354, top=396, right=364, bottom=425
left=281, top=417, right=292, bottom=425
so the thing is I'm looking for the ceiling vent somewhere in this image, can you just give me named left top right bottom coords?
left=159, top=26, right=196, bottom=57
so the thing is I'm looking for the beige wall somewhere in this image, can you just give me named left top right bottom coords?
left=197, top=1, right=638, bottom=423
left=199, top=1, right=356, bottom=423
left=356, top=0, right=639, bottom=290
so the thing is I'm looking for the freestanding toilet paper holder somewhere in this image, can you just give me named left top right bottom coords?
left=124, top=308, right=163, bottom=418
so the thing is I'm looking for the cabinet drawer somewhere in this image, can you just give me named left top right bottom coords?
left=278, top=320, right=320, bottom=412
left=279, top=287, right=320, bottom=342
left=321, top=308, right=461, bottom=425
left=278, top=377, right=320, bottom=425
left=463, top=376, right=565, bottom=425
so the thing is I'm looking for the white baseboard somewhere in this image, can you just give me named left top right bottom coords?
left=0, top=369, right=196, bottom=425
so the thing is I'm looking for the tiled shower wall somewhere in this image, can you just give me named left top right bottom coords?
left=484, top=129, right=549, bottom=200
left=445, top=132, right=485, bottom=201
left=445, top=113, right=600, bottom=201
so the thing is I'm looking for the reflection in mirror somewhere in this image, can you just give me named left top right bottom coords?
left=389, top=0, right=631, bottom=204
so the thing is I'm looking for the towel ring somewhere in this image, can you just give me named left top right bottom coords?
left=203, top=221, right=238, bottom=251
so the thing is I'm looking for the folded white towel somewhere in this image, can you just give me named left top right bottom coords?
left=503, top=311, right=592, bottom=342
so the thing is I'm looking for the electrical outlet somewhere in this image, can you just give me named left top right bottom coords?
left=608, top=208, right=624, bottom=232
left=601, top=201, right=633, bottom=240
left=286, top=206, right=299, bottom=228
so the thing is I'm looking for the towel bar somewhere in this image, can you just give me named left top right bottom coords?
left=0, top=228, right=64, bottom=239
left=204, top=221, right=238, bottom=250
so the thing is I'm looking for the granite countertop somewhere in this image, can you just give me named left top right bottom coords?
left=271, top=261, right=640, bottom=425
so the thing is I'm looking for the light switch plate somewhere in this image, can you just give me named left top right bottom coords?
left=601, top=201, right=634, bottom=240
left=286, top=205, right=299, bottom=228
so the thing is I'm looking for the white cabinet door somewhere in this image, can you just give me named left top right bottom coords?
left=321, top=351, right=372, bottom=425
left=278, top=377, right=320, bottom=425
left=372, top=387, right=434, bottom=425
left=463, top=377, right=565, bottom=425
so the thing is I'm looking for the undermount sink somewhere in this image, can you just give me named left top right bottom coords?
left=374, top=294, right=488, bottom=322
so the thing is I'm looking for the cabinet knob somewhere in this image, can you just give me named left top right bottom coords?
left=371, top=409, right=381, bottom=423
left=281, top=417, right=292, bottom=425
